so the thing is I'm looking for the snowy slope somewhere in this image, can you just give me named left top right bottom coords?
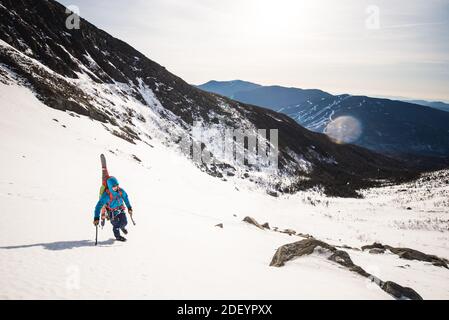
left=1, top=83, right=448, bottom=299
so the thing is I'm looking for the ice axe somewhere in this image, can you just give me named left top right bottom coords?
left=95, top=225, right=98, bottom=246
left=128, top=209, right=136, bottom=226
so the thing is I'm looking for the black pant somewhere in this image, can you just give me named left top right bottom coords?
left=111, top=210, right=127, bottom=238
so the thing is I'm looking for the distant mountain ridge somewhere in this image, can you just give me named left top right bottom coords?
left=198, top=80, right=333, bottom=108
left=405, top=100, right=449, bottom=113
left=198, top=80, right=449, bottom=159
left=234, top=85, right=333, bottom=110
left=198, top=80, right=261, bottom=99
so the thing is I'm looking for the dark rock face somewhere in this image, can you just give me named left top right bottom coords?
left=270, top=239, right=423, bottom=300
left=0, top=0, right=423, bottom=197
left=362, top=243, right=448, bottom=268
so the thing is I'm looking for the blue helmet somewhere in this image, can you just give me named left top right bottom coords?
left=107, top=177, right=119, bottom=191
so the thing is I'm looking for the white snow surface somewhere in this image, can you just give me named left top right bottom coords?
left=0, top=83, right=448, bottom=299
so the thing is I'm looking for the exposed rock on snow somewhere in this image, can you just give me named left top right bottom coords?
left=381, top=281, right=423, bottom=301
left=243, top=216, right=265, bottom=230
left=369, top=248, right=386, bottom=254
left=270, top=239, right=423, bottom=300
left=270, top=239, right=334, bottom=267
left=132, top=154, right=142, bottom=163
left=281, top=229, right=297, bottom=236
left=361, top=243, right=448, bottom=268
left=267, top=190, right=279, bottom=197
left=337, top=244, right=360, bottom=251
left=328, top=250, right=370, bottom=278
left=261, top=222, right=270, bottom=230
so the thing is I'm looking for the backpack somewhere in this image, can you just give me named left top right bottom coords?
left=104, top=187, right=126, bottom=213
left=100, top=175, right=125, bottom=217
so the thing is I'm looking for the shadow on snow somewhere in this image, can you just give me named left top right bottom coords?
left=0, top=239, right=116, bottom=251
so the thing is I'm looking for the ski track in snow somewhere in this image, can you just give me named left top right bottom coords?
left=0, top=84, right=448, bottom=299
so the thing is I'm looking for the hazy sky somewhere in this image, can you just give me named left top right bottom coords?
left=59, top=0, right=449, bottom=101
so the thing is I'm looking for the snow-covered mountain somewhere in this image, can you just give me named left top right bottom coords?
left=279, top=95, right=449, bottom=160
left=0, top=0, right=419, bottom=198
left=198, top=80, right=449, bottom=161
left=1, top=0, right=448, bottom=300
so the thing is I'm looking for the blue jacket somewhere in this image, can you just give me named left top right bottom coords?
left=94, top=177, right=132, bottom=219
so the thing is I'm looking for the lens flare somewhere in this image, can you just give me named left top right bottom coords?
left=324, top=116, right=362, bottom=144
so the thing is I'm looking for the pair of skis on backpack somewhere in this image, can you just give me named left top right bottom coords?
left=99, top=154, right=136, bottom=229
left=100, top=154, right=110, bottom=229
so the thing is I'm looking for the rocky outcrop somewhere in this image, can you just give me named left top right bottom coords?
left=270, top=239, right=334, bottom=267
left=249, top=218, right=313, bottom=239
left=381, top=281, right=423, bottom=300
left=270, top=239, right=423, bottom=300
left=369, top=248, right=385, bottom=254
left=261, top=222, right=270, bottom=230
left=281, top=229, right=297, bottom=236
left=243, top=216, right=265, bottom=230
left=328, top=250, right=371, bottom=278
left=362, top=242, right=448, bottom=268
